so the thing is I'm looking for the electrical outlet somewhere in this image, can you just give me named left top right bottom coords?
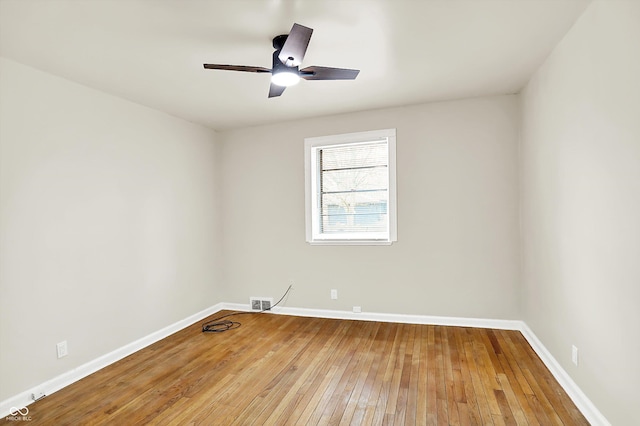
left=353, top=306, right=362, bottom=313
left=571, top=345, right=579, bottom=366
left=56, top=341, right=68, bottom=358
left=261, top=300, right=272, bottom=311
left=330, top=289, right=338, bottom=300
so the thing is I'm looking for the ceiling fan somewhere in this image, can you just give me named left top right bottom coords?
left=203, top=23, right=360, bottom=98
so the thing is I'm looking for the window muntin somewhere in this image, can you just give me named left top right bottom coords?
left=305, top=129, right=397, bottom=245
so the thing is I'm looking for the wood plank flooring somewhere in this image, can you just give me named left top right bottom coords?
left=3, top=312, right=588, bottom=425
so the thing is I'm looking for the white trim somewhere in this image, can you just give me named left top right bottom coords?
left=306, top=239, right=394, bottom=246
left=262, top=304, right=522, bottom=330
left=0, top=303, right=224, bottom=417
left=305, top=128, right=397, bottom=146
left=519, top=323, right=611, bottom=426
left=1, top=303, right=610, bottom=425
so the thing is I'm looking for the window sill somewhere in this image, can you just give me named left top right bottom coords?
left=307, top=240, right=395, bottom=246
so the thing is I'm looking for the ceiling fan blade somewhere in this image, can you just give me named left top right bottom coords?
left=278, top=23, right=313, bottom=67
left=203, top=64, right=271, bottom=73
left=268, top=83, right=286, bottom=98
left=300, top=66, right=360, bottom=80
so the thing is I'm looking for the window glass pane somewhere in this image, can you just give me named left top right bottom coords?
left=321, top=191, right=388, bottom=233
left=318, top=141, right=389, bottom=235
left=321, top=210, right=387, bottom=233
left=321, top=191, right=388, bottom=209
left=320, top=167, right=388, bottom=193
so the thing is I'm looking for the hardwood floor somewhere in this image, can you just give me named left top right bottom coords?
left=5, top=312, right=588, bottom=425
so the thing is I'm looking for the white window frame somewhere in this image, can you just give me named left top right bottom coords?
left=304, top=128, right=397, bottom=245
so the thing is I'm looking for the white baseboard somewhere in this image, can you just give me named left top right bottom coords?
left=1, top=303, right=609, bottom=426
left=518, top=323, right=611, bottom=426
left=0, top=303, right=224, bottom=418
left=237, top=303, right=523, bottom=330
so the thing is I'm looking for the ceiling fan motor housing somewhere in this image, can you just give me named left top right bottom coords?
left=272, top=34, right=289, bottom=51
left=273, top=34, right=298, bottom=69
left=272, top=50, right=299, bottom=74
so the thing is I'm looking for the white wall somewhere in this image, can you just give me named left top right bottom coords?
left=0, top=57, right=223, bottom=401
left=220, top=95, right=520, bottom=320
left=520, top=1, right=640, bottom=423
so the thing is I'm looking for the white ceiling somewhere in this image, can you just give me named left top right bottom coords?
left=0, top=0, right=591, bottom=131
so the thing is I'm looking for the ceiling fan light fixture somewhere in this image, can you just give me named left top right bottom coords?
left=271, top=69, right=300, bottom=87
left=203, top=23, right=359, bottom=97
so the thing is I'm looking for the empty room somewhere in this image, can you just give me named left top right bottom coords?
left=0, top=0, right=638, bottom=424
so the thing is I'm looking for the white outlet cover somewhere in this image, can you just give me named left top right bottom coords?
left=56, top=341, right=68, bottom=358
left=330, top=289, right=338, bottom=300
left=571, top=345, right=579, bottom=366
left=32, top=391, right=46, bottom=401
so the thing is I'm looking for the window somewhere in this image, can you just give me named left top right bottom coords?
left=305, top=128, right=397, bottom=245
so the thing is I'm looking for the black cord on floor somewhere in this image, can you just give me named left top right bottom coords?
left=202, top=285, right=292, bottom=333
